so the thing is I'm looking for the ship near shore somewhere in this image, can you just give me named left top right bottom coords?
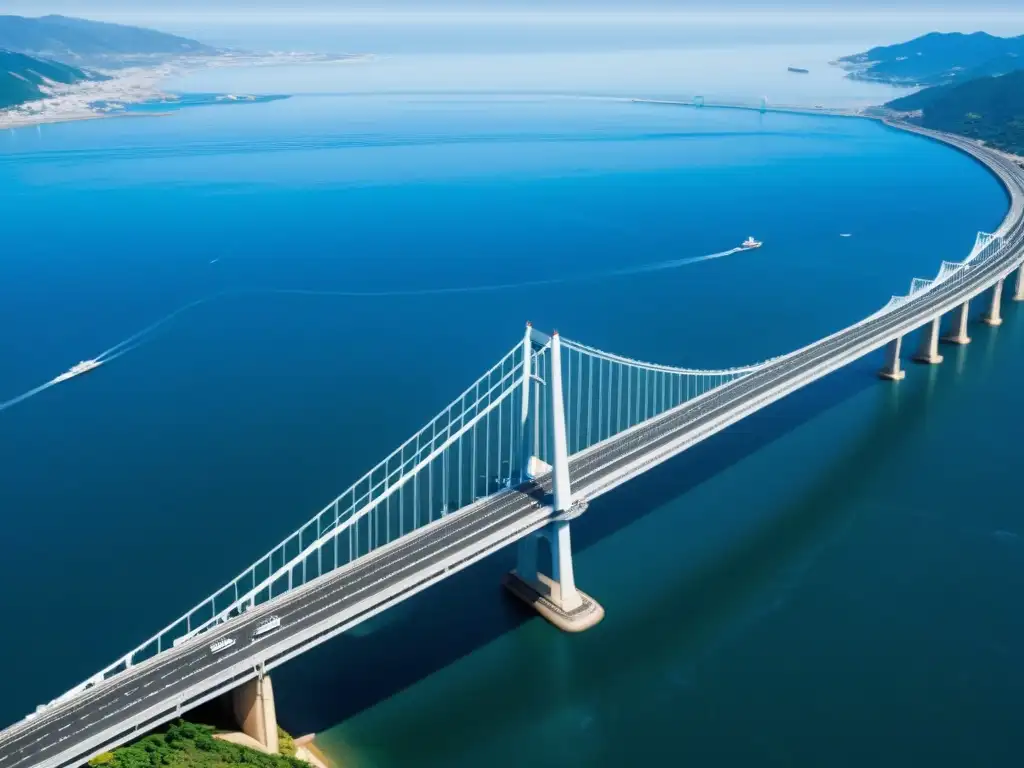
left=51, top=359, right=102, bottom=385
left=788, top=66, right=810, bottom=74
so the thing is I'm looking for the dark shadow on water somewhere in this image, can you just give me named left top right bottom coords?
left=265, top=318, right=1003, bottom=735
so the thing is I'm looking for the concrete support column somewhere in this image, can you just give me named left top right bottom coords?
left=231, top=674, right=279, bottom=754
left=942, top=300, right=971, bottom=345
left=984, top=278, right=1004, bottom=326
left=515, top=533, right=538, bottom=584
left=519, top=322, right=534, bottom=481
left=1015, top=264, right=1024, bottom=302
left=878, top=336, right=906, bottom=380
left=548, top=521, right=582, bottom=611
left=913, top=317, right=944, bottom=365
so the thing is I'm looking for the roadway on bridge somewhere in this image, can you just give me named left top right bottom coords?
left=3, top=128, right=1024, bottom=768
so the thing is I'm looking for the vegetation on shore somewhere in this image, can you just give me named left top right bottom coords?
left=0, top=14, right=215, bottom=67
left=86, top=721, right=307, bottom=768
left=885, top=69, right=1024, bottom=155
left=0, top=49, right=95, bottom=110
left=839, top=31, right=1024, bottom=86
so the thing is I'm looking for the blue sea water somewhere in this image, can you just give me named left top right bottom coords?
left=1, top=30, right=1022, bottom=767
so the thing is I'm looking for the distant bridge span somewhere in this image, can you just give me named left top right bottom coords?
left=3, top=120, right=1024, bottom=768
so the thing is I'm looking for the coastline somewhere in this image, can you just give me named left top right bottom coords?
left=296, top=735, right=332, bottom=768
left=631, top=96, right=1024, bottom=170
left=1, top=65, right=174, bottom=130
left=0, top=52, right=369, bottom=132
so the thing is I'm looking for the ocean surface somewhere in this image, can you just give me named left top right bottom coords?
left=2, top=18, right=1024, bottom=768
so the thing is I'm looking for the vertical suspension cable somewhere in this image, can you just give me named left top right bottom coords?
left=573, top=349, right=582, bottom=453
left=629, top=366, right=635, bottom=427
left=485, top=374, right=492, bottom=497
left=565, top=349, right=572, bottom=453
left=586, top=354, right=594, bottom=449
left=604, top=359, right=611, bottom=442
left=507, top=365, right=515, bottom=480
left=442, top=446, right=448, bottom=515
left=541, top=353, right=548, bottom=463
left=626, top=366, right=632, bottom=428
left=471, top=389, right=478, bottom=503
left=495, top=388, right=502, bottom=491
left=637, top=369, right=642, bottom=423
left=616, top=363, right=623, bottom=435
left=643, top=369, right=649, bottom=421
left=413, top=436, right=419, bottom=530
left=535, top=354, right=542, bottom=463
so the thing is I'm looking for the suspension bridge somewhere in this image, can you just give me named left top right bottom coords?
left=3, top=121, right=1024, bottom=768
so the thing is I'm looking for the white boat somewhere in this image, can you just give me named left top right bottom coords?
left=742, top=236, right=763, bottom=249
left=51, top=359, right=102, bottom=385
left=840, top=233, right=852, bottom=238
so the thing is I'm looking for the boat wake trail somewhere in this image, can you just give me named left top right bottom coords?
left=95, top=298, right=211, bottom=361
left=101, top=341, right=145, bottom=364
left=607, top=247, right=745, bottom=276
left=0, top=381, right=57, bottom=413
left=261, top=247, right=748, bottom=299
left=0, top=244, right=750, bottom=415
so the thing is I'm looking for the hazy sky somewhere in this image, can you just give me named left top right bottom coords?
left=6, top=0, right=1024, bottom=41
left=6, top=0, right=1024, bottom=14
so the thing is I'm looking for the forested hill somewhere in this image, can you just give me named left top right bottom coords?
left=839, top=32, right=1024, bottom=86
left=0, top=49, right=92, bottom=109
left=0, top=15, right=216, bottom=66
left=886, top=69, right=1024, bottom=155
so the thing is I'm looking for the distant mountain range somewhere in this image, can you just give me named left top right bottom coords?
left=886, top=69, right=1024, bottom=155
left=0, top=14, right=217, bottom=67
left=0, top=49, right=95, bottom=109
left=839, top=32, right=1024, bottom=86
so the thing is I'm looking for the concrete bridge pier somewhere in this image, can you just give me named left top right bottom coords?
left=984, top=278, right=1005, bottom=326
left=506, top=522, right=604, bottom=632
left=878, top=336, right=906, bottom=380
left=231, top=672, right=279, bottom=754
left=913, top=317, right=944, bottom=365
left=1015, top=264, right=1024, bottom=301
left=504, top=331, right=604, bottom=632
left=942, top=300, right=972, bottom=345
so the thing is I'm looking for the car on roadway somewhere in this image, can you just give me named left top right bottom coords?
left=210, top=637, right=236, bottom=654
left=251, top=616, right=281, bottom=640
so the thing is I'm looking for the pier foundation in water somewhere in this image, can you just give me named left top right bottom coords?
left=878, top=336, right=907, bottom=380
left=504, top=522, right=604, bottom=633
